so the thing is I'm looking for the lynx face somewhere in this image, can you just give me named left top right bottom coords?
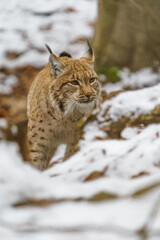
left=49, top=53, right=101, bottom=116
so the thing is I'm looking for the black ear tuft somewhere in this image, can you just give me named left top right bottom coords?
left=87, top=39, right=93, bottom=56
left=45, top=44, right=53, bottom=54
left=80, top=39, right=95, bottom=64
left=59, top=51, right=72, bottom=58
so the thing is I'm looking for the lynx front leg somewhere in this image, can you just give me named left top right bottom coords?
left=64, top=143, right=76, bottom=161
left=28, top=140, right=49, bottom=170
left=63, top=129, right=79, bottom=161
left=28, top=139, right=58, bottom=170
left=27, top=122, right=57, bottom=170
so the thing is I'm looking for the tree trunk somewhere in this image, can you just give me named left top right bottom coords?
left=94, top=0, right=160, bottom=72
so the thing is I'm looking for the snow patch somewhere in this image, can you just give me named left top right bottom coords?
left=99, top=84, right=160, bottom=122
left=103, top=68, right=160, bottom=93
left=0, top=0, right=97, bottom=68
left=0, top=74, right=18, bottom=94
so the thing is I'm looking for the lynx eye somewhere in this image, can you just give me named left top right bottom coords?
left=89, top=78, right=96, bottom=84
left=70, top=80, right=79, bottom=86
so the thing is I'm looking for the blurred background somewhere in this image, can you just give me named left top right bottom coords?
left=94, top=0, right=160, bottom=75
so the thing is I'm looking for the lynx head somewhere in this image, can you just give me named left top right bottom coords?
left=47, top=42, right=101, bottom=117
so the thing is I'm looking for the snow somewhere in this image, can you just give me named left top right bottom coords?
left=0, top=74, right=18, bottom=94
left=99, top=83, right=160, bottom=122
left=1, top=96, right=160, bottom=239
left=1, top=0, right=160, bottom=239
left=103, top=68, right=160, bottom=93
left=0, top=118, right=8, bottom=128
left=0, top=0, right=97, bottom=68
left=121, top=127, right=144, bottom=140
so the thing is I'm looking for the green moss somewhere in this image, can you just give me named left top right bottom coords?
left=74, top=144, right=80, bottom=152
left=77, top=118, right=86, bottom=129
left=152, top=105, right=160, bottom=115
left=97, top=66, right=121, bottom=83
left=105, top=66, right=121, bottom=83
left=139, top=114, right=153, bottom=121
left=89, top=192, right=117, bottom=201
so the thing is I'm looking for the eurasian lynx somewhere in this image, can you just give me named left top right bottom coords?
left=27, top=42, right=101, bottom=170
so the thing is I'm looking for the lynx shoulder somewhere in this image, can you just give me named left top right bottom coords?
left=27, top=42, right=101, bottom=170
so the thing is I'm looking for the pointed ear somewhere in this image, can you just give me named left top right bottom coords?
left=49, top=54, right=65, bottom=77
left=45, top=44, right=65, bottom=77
left=80, top=40, right=95, bottom=66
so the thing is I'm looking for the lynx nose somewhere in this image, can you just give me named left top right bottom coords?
left=85, top=93, right=92, bottom=99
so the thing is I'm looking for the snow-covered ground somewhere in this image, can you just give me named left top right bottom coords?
left=1, top=72, right=160, bottom=239
left=1, top=0, right=160, bottom=240
left=102, top=68, right=160, bottom=93
left=0, top=73, right=18, bottom=94
left=0, top=0, right=97, bottom=68
left=100, top=83, right=160, bottom=122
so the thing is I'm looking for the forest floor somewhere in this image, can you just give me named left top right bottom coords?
left=1, top=1, right=160, bottom=240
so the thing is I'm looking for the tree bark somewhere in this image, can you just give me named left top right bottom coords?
left=94, top=0, right=160, bottom=72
